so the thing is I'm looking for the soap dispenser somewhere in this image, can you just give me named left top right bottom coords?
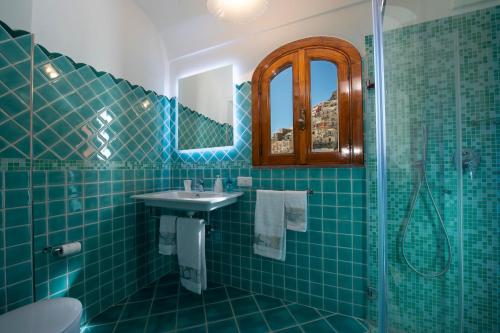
left=214, top=175, right=223, bottom=193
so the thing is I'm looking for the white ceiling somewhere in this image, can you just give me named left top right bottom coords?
left=133, top=0, right=366, bottom=61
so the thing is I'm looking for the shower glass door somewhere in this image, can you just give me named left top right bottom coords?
left=369, top=1, right=499, bottom=332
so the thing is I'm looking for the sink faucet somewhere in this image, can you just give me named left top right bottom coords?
left=195, top=179, right=204, bottom=192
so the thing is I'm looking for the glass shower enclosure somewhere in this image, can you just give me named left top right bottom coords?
left=369, top=0, right=499, bottom=332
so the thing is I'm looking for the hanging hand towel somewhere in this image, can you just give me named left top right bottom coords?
left=159, top=215, right=177, bottom=255
left=254, top=190, right=286, bottom=261
left=285, top=191, right=308, bottom=232
left=176, top=217, right=206, bottom=294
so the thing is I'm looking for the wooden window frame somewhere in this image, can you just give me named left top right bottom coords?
left=252, top=36, right=363, bottom=167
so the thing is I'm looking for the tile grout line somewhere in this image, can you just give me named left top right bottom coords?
left=276, top=304, right=302, bottom=333
left=224, top=285, right=242, bottom=333
left=109, top=295, right=128, bottom=333
left=200, top=282, right=209, bottom=333
left=173, top=280, right=181, bottom=332
left=250, top=293, right=274, bottom=332
left=142, top=280, right=159, bottom=333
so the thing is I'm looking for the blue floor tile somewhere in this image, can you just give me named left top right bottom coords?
left=83, top=324, right=115, bottom=333
left=129, top=285, right=156, bottom=302
left=121, top=300, right=151, bottom=320
left=176, top=306, right=205, bottom=329
left=231, top=296, right=259, bottom=316
left=177, top=325, right=206, bottom=333
left=82, top=275, right=368, bottom=333
left=114, top=318, right=148, bottom=333
left=326, top=314, right=367, bottom=333
left=275, top=327, right=302, bottom=333
left=254, top=294, right=283, bottom=310
left=207, top=318, right=239, bottom=333
left=263, top=307, right=297, bottom=331
left=301, top=319, right=335, bottom=332
left=151, top=296, right=178, bottom=315
left=89, top=304, right=124, bottom=325
left=145, top=312, right=176, bottom=333
left=203, top=286, right=228, bottom=304
left=178, top=293, right=203, bottom=309
left=237, top=313, right=269, bottom=333
left=286, top=303, right=321, bottom=323
left=205, top=300, right=233, bottom=321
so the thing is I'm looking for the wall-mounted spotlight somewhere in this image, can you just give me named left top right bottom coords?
left=141, top=99, right=151, bottom=110
left=41, top=63, right=60, bottom=79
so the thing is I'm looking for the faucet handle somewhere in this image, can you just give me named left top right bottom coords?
left=197, top=178, right=204, bottom=185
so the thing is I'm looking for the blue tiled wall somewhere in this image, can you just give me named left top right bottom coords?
left=0, top=20, right=174, bottom=323
left=169, top=82, right=369, bottom=318
left=32, top=164, right=171, bottom=322
left=30, top=44, right=174, bottom=321
left=365, top=6, right=499, bottom=333
left=0, top=23, right=33, bottom=313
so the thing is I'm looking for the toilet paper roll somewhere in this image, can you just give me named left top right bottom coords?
left=56, top=242, right=82, bottom=257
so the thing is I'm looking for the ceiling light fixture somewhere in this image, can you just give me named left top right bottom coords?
left=207, top=0, right=269, bottom=23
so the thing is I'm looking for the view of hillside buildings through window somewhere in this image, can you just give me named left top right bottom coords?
left=270, top=60, right=338, bottom=154
left=311, top=90, right=338, bottom=152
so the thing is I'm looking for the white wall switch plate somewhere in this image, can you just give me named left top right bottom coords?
left=237, top=176, right=252, bottom=187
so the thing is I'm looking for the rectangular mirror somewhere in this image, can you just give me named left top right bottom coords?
left=178, top=65, right=234, bottom=151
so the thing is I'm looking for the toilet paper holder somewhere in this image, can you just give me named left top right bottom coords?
left=43, top=241, right=81, bottom=257
left=43, top=246, right=63, bottom=256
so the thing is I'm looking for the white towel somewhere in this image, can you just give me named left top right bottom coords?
left=159, top=215, right=177, bottom=255
left=176, top=217, right=206, bottom=294
left=253, top=190, right=286, bottom=261
left=285, top=191, right=308, bottom=232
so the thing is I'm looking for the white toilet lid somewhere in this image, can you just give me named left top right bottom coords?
left=0, top=297, right=82, bottom=333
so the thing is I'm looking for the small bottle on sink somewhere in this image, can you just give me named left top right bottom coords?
left=214, top=175, right=223, bottom=193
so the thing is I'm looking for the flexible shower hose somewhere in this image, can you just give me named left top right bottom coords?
left=401, top=128, right=452, bottom=278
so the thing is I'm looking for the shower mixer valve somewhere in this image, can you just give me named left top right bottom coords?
left=454, top=148, right=480, bottom=179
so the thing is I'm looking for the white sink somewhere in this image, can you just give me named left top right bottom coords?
left=131, top=190, right=243, bottom=212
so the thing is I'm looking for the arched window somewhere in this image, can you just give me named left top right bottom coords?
left=252, top=37, right=363, bottom=166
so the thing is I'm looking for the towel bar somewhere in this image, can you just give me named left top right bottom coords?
left=149, top=215, right=209, bottom=224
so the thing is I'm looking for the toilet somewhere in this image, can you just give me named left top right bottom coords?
left=0, top=297, right=82, bottom=333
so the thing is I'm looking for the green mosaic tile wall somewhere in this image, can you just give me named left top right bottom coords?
left=178, top=102, right=234, bottom=150
left=0, top=22, right=34, bottom=313
left=169, top=82, right=369, bottom=319
left=365, top=6, right=499, bottom=333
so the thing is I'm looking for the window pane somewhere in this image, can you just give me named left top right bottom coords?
left=310, top=60, right=338, bottom=152
left=270, top=66, right=293, bottom=154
